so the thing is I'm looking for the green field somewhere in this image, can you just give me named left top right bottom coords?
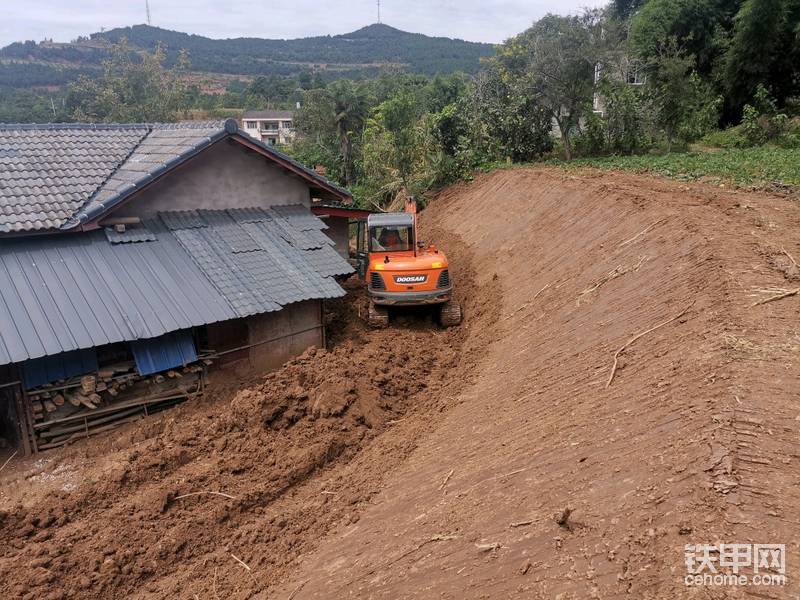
left=550, top=146, right=800, bottom=189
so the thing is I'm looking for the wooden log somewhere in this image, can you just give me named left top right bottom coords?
left=52, top=394, right=65, bottom=407
left=38, top=406, right=144, bottom=439
left=78, top=395, right=96, bottom=410
left=95, top=381, right=107, bottom=392
left=31, top=400, right=43, bottom=412
left=80, top=375, right=96, bottom=395
left=43, top=400, right=57, bottom=413
left=36, top=414, right=144, bottom=450
left=66, top=393, right=82, bottom=407
left=88, top=393, right=102, bottom=405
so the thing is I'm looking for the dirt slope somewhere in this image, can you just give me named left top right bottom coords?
left=2, top=166, right=799, bottom=599
left=272, top=168, right=800, bottom=598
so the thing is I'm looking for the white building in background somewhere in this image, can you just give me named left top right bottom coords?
left=241, top=110, right=295, bottom=146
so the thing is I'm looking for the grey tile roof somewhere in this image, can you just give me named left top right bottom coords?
left=0, top=125, right=149, bottom=232
left=104, top=224, right=158, bottom=244
left=0, top=204, right=353, bottom=366
left=0, top=119, right=352, bottom=234
left=165, top=206, right=352, bottom=318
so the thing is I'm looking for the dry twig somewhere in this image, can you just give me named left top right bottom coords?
left=438, top=468, right=455, bottom=491
left=174, top=491, right=237, bottom=501
left=532, top=283, right=551, bottom=299
left=781, top=246, right=799, bottom=268
left=606, top=302, right=694, bottom=388
left=287, top=580, right=307, bottom=600
left=230, top=553, right=251, bottom=572
left=475, top=542, right=502, bottom=552
left=510, top=519, right=533, bottom=528
left=580, top=256, right=647, bottom=297
left=213, top=567, right=220, bottom=600
left=0, top=450, right=18, bottom=474
left=619, top=220, right=663, bottom=247
left=751, top=287, right=800, bottom=307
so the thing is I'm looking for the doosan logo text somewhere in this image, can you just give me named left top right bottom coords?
left=395, top=275, right=427, bottom=284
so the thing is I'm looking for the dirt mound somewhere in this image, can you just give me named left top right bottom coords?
left=0, top=239, right=500, bottom=599
left=270, top=168, right=800, bottom=598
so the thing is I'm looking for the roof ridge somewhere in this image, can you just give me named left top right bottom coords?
left=0, top=122, right=152, bottom=131
left=60, top=125, right=155, bottom=230
left=0, top=120, right=227, bottom=132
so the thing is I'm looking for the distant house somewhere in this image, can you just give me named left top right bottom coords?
left=592, top=57, right=646, bottom=117
left=241, top=110, right=295, bottom=146
left=0, top=119, right=353, bottom=454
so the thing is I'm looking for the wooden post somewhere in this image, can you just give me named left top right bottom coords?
left=15, top=386, right=35, bottom=456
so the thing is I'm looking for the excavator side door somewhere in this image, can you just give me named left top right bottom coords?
left=355, top=219, right=368, bottom=280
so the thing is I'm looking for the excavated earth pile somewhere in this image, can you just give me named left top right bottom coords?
left=2, top=166, right=800, bottom=599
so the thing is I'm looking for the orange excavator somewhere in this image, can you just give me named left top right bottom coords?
left=355, top=199, right=462, bottom=328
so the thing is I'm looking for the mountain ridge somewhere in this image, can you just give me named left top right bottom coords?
left=0, top=23, right=495, bottom=90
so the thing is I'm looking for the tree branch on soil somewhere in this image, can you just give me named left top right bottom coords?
left=230, top=553, right=251, bottom=572
left=580, top=256, right=648, bottom=297
left=438, top=468, right=455, bottom=490
left=287, top=580, right=307, bottom=600
left=174, top=491, right=237, bottom=501
left=0, top=450, right=17, bottom=473
left=619, top=220, right=664, bottom=247
left=781, top=247, right=798, bottom=268
left=605, top=302, right=695, bottom=388
left=751, top=287, right=800, bottom=306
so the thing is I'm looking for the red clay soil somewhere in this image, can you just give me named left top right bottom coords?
left=2, top=166, right=800, bottom=599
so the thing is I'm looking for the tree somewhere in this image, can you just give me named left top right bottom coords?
left=65, top=39, right=190, bottom=122
left=647, top=40, right=720, bottom=150
left=724, top=0, right=800, bottom=111
left=293, top=79, right=370, bottom=186
left=630, top=0, right=742, bottom=78
left=492, top=12, right=601, bottom=159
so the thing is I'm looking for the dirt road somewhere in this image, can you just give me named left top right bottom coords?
left=2, top=167, right=799, bottom=598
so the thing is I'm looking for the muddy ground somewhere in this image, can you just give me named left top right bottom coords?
left=2, top=167, right=800, bottom=598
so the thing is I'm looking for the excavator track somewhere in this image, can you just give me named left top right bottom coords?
left=368, top=302, right=389, bottom=328
left=439, top=299, right=462, bottom=328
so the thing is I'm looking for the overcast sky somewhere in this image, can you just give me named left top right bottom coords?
left=2, top=1, right=609, bottom=47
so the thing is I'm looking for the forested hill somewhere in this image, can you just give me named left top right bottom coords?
left=0, top=23, right=495, bottom=84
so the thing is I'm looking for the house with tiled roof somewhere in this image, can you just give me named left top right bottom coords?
left=0, top=118, right=353, bottom=454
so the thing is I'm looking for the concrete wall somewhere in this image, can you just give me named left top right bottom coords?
left=247, top=300, right=323, bottom=373
left=113, top=140, right=311, bottom=218
left=320, top=215, right=351, bottom=259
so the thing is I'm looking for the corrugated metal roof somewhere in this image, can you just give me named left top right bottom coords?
left=0, top=223, right=235, bottom=366
left=0, top=204, right=353, bottom=367
left=130, top=329, right=198, bottom=376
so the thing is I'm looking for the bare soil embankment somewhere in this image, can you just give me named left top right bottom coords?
left=274, top=167, right=800, bottom=599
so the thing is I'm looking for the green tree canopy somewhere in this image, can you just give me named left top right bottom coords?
left=65, top=39, right=190, bottom=122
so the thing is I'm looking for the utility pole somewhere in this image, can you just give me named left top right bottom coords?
left=377, top=0, right=381, bottom=24
left=146, top=0, right=152, bottom=26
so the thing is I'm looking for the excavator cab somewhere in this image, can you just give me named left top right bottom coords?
left=355, top=208, right=462, bottom=328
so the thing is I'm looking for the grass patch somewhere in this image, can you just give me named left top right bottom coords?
left=548, top=146, right=800, bottom=189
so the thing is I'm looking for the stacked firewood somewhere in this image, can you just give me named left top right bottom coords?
left=27, top=360, right=210, bottom=450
